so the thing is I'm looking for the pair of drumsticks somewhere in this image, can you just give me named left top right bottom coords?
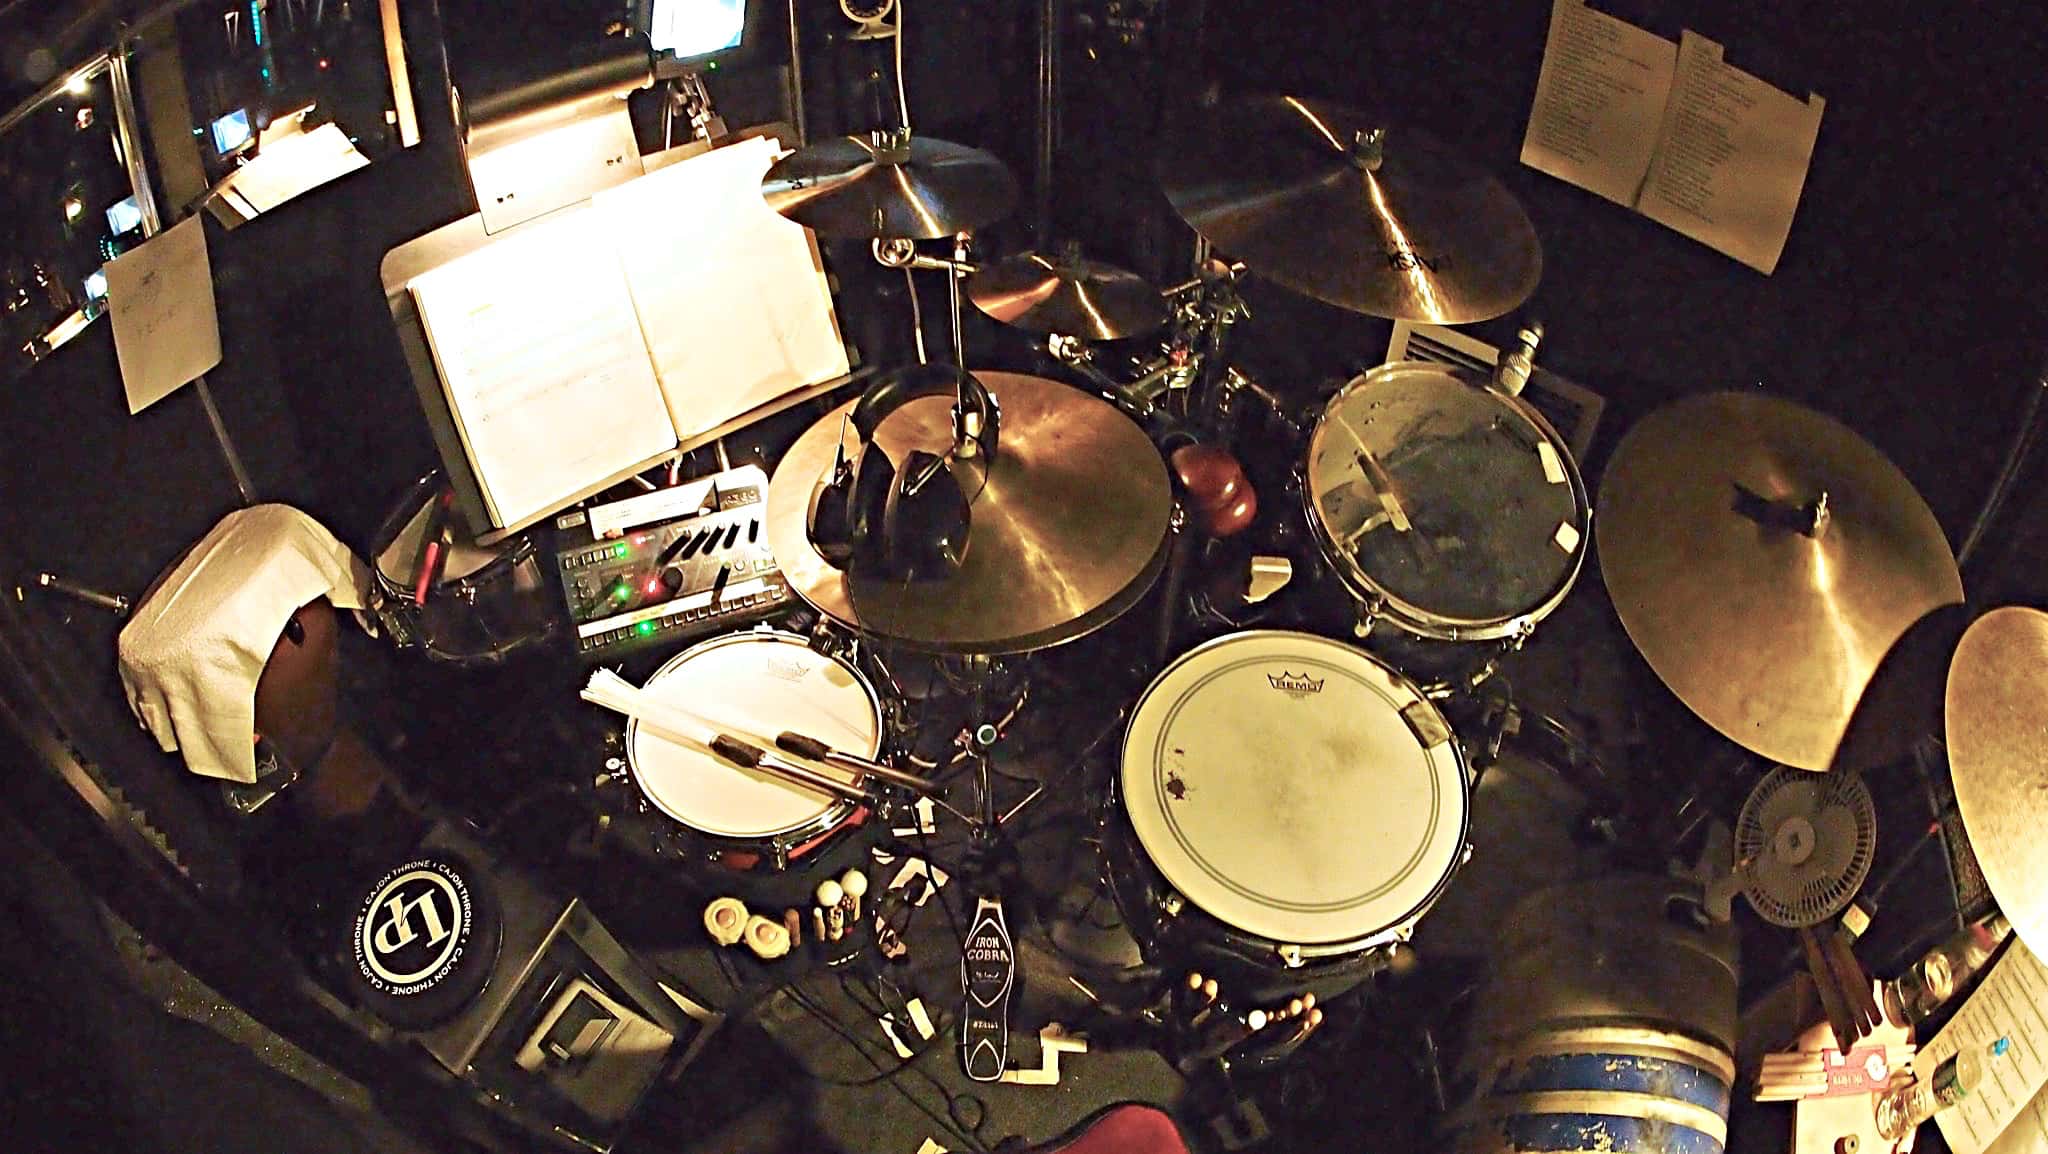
left=1168, top=972, right=1325, bottom=1071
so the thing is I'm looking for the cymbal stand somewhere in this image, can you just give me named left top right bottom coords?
left=1045, top=262, right=1248, bottom=431
left=873, top=231, right=979, bottom=401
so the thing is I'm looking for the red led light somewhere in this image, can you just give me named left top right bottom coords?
left=645, top=578, right=661, bottom=593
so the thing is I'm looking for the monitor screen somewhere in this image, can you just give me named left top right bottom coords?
left=211, top=108, right=253, bottom=154
left=647, top=0, right=746, bottom=61
left=83, top=270, right=108, bottom=301
left=104, top=195, right=142, bottom=235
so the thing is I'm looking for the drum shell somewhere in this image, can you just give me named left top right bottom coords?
left=622, top=632, right=880, bottom=873
left=1450, top=876, right=1738, bottom=1154
left=369, top=473, right=557, bottom=666
left=1301, top=362, right=1591, bottom=647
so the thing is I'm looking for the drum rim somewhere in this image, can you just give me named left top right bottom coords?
left=626, top=630, right=880, bottom=845
left=1302, top=361, right=1592, bottom=642
left=1118, top=629, right=1471, bottom=950
left=370, top=471, right=529, bottom=588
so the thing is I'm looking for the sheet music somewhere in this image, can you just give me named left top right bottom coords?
left=1521, top=0, right=1678, bottom=207
left=104, top=214, right=225, bottom=414
left=408, top=206, right=677, bottom=529
left=1918, top=938, right=2048, bottom=1154
left=597, top=137, right=849, bottom=440
left=1635, top=31, right=1826, bottom=275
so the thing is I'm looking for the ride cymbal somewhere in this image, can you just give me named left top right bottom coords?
left=1596, top=391, right=1963, bottom=771
left=1157, top=95, right=1542, bottom=324
left=765, top=372, right=1172, bottom=654
left=761, top=129, right=1019, bottom=240
left=1946, top=606, right=2048, bottom=951
left=968, top=250, right=1168, bottom=340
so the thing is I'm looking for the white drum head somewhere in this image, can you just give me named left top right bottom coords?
left=629, top=634, right=880, bottom=838
left=1122, top=631, right=1467, bottom=947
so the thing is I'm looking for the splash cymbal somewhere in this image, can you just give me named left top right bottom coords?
left=761, top=129, right=1019, bottom=240
left=967, top=250, right=1168, bottom=340
left=764, top=372, right=1173, bottom=654
left=1157, top=95, right=1541, bottom=324
left=1597, top=391, right=1963, bottom=771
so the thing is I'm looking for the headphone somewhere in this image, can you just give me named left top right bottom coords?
left=807, top=364, right=1001, bottom=581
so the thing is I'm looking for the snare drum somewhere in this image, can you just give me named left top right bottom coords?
left=626, top=632, right=879, bottom=871
left=1108, top=631, right=1469, bottom=979
left=1303, top=361, right=1590, bottom=653
left=370, top=473, right=557, bottom=666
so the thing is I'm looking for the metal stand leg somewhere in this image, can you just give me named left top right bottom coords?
left=193, top=374, right=257, bottom=505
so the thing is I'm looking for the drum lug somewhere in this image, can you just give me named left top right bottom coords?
left=1352, top=600, right=1381, bottom=640
left=1277, top=943, right=1304, bottom=969
left=1161, top=892, right=1184, bottom=918
left=1510, top=619, right=1537, bottom=650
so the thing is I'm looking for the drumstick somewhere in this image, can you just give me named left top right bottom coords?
left=1330, top=411, right=1410, bottom=534
left=411, top=489, right=455, bottom=606
left=583, top=672, right=868, bottom=803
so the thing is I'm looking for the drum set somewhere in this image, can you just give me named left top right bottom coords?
left=360, top=69, right=1970, bottom=1056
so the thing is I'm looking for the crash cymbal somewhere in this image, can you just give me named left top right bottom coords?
left=1946, top=607, right=2048, bottom=950
left=1157, top=95, right=1541, bottom=324
left=1597, top=391, right=1963, bottom=771
left=761, top=129, right=1019, bottom=240
left=968, top=250, right=1168, bottom=340
left=765, top=371, right=1173, bottom=654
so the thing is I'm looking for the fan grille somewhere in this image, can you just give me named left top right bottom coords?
left=1734, top=767, right=1878, bottom=927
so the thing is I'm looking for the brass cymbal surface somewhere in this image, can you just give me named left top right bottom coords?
left=967, top=251, right=1168, bottom=340
left=1157, top=95, right=1542, bottom=324
left=765, top=372, right=1173, bottom=654
left=1946, top=606, right=2048, bottom=950
left=1597, top=391, right=1963, bottom=771
left=761, top=132, right=1019, bottom=240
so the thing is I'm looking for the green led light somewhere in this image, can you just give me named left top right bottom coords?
left=613, top=585, right=630, bottom=600
left=636, top=621, right=655, bottom=636
left=614, top=544, right=629, bottom=557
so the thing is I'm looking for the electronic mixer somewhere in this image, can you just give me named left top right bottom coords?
left=553, top=466, right=791, bottom=659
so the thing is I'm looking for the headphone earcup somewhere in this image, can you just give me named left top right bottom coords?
left=805, top=472, right=855, bottom=568
left=845, top=440, right=898, bottom=571
left=879, top=450, right=971, bottom=580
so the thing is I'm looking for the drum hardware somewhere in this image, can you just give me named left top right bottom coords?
left=28, top=571, right=132, bottom=616
left=1157, top=95, right=1543, bottom=324
left=1598, top=391, right=1962, bottom=772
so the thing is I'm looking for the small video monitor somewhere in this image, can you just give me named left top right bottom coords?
left=104, top=195, right=141, bottom=236
left=83, top=270, right=108, bottom=301
left=646, top=0, right=748, bottom=64
left=210, top=108, right=253, bottom=155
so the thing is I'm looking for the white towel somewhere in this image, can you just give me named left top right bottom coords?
left=117, top=505, right=370, bottom=783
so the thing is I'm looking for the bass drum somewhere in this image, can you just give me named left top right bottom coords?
left=624, top=631, right=880, bottom=872
left=369, top=473, right=557, bottom=667
left=1302, top=361, right=1590, bottom=679
left=1105, top=630, right=1469, bottom=996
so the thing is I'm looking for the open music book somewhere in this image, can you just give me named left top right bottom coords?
left=406, top=136, right=848, bottom=534
left=1522, top=0, right=1825, bottom=274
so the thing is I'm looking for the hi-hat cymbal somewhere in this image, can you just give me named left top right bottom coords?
left=968, top=251, right=1168, bottom=340
left=1157, top=95, right=1541, bottom=324
left=765, top=372, right=1173, bottom=654
left=1946, top=607, right=2048, bottom=951
left=761, top=130, right=1019, bottom=240
left=1597, top=392, right=1963, bottom=771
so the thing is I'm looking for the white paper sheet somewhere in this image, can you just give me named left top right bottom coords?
left=1636, top=31, right=1826, bottom=275
left=408, top=206, right=678, bottom=530
left=1918, top=938, right=2048, bottom=1154
left=104, top=214, right=224, bottom=414
left=221, top=122, right=371, bottom=214
left=596, top=137, right=850, bottom=441
left=1520, top=0, right=1678, bottom=207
